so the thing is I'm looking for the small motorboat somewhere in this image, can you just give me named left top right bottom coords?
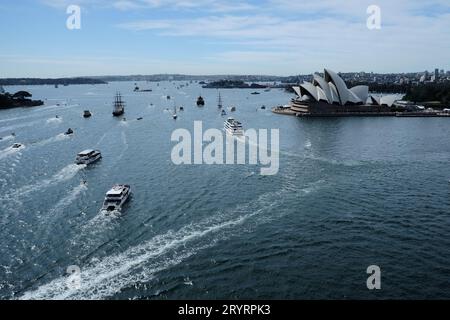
left=83, top=110, right=92, bottom=118
left=261, top=105, right=266, bottom=110
left=167, top=95, right=171, bottom=100
left=137, top=117, right=143, bottom=121
left=251, top=92, right=261, bottom=95
left=197, top=96, right=205, bottom=106
left=11, top=143, right=24, bottom=149
left=179, top=106, right=184, bottom=111
left=65, top=128, right=74, bottom=135
left=230, top=106, right=236, bottom=112
left=221, top=109, right=227, bottom=116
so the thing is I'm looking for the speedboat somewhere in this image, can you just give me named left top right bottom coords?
left=230, top=106, right=236, bottom=112
left=224, top=117, right=244, bottom=136
left=65, top=128, right=74, bottom=135
left=83, top=110, right=92, bottom=118
left=11, top=143, right=24, bottom=149
left=101, top=185, right=131, bottom=213
left=75, top=149, right=102, bottom=165
left=197, top=96, right=205, bottom=106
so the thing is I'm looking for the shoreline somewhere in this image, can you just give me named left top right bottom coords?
left=272, top=107, right=450, bottom=118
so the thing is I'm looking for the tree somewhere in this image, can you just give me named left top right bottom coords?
left=12, top=91, right=32, bottom=99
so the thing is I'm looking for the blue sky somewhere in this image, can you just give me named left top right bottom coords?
left=1, top=0, right=450, bottom=77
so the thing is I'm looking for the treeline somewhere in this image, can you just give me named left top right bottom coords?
left=0, top=78, right=107, bottom=86
left=404, top=82, right=450, bottom=105
left=346, top=81, right=410, bottom=94
left=203, top=80, right=267, bottom=89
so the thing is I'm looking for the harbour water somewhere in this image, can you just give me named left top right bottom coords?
left=1, top=81, right=450, bottom=299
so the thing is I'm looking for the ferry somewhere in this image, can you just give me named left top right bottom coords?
left=224, top=117, right=244, bottom=136
left=101, top=185, right=131, bottom=213
left=75, top=149, right=102, bottom=165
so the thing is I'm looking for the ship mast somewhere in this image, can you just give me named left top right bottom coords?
left=218, top=91, right=223, bottom=109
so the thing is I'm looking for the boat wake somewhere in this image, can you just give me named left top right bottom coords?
left=34, top=133, right=71, bottom=147
left=48, top=183, right=88, bottom=217
left=18, top=188, right=294, bottom=300
left=2, top=164, right=86, bottom=201
left=0, top=134, right=16, bottom=143
left=46, top=117, right=63, bottom=125
left=0, top=145, right=25, bottom=161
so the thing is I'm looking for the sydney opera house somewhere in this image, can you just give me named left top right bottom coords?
left=288, top=69, right=398, bottom=116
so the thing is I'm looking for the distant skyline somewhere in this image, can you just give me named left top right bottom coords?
left=1, top=0, right=450, bottom=78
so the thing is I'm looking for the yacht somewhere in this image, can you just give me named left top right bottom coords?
left=75, top=149, right=102, bottom=165
left=224, top=117, right=244, bottom=136
left=101, top=185, right=131, bottom=213
left=113, top=93, right=125, bottom=116
left=83, top=110, right=92, bottom=118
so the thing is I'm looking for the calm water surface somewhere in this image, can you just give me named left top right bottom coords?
left=0, top=82, right=449, bottom=299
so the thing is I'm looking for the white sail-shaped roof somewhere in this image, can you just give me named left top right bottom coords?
left=328, top=82, right=340, bottom=104
left=316, top=87, right=329, bottom=102
left=290, top=68, right=380, bottom=106
left=324, top=69, right=349, bottom=105
left=299, top=82, right=319, bottom=102
left=292, top=86, right=302, bottom=97
left=350, top=86, right=369, bottom=103
left=380, top=95, right=398, bottom=107
left=313, top=74, right=332, bottom=103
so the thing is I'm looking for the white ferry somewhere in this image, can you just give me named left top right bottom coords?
left=224, top=117, right=244, bottom=136
left=101, top=185, right=131, bottom=213
left=75, top=149, right=102, bottom=165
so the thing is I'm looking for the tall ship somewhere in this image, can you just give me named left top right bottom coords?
left=217, top=92, right=223, bottom=109
left=113, top=92, right=125, bottom=116
left=224, top=117, right=244, bottom=136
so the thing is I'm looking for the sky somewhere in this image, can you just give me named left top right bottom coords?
left=0, top=0, right=450, bottom=77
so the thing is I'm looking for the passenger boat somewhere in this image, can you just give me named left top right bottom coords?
left=75, top=149, right=102, bottom=165
left=101, top=185, right=131, bottom=214
left=224, top=117, right=244, bottom=136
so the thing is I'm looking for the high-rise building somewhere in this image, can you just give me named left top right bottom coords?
left=435, top=68, right=439, bottom=81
